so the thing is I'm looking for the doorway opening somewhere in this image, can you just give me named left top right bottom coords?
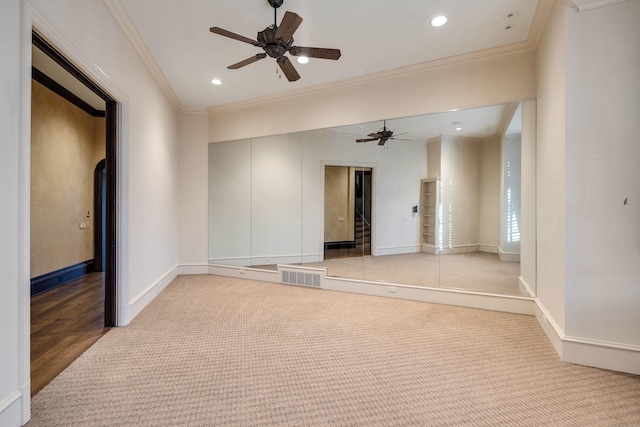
left=30, top=31, right=118, bottom=395
left=324, top=166, right=372, bottom=260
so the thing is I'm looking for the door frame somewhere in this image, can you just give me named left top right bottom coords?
left=93, top=159, right=106, bottom=272
left=32, top=32, right=118, bottom=327
left=321, top=161, right=376, bottom=260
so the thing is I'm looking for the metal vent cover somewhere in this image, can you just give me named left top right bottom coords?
left=282, top=270, right=321, bottom=288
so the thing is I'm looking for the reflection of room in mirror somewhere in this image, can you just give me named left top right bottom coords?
left=208, top=101, right=536, bottom=298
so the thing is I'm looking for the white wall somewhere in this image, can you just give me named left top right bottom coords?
left=440, top=136, right=481, bottom=249
left=535, top=0, right=569, bottom=332
left=478, top=136, right=501, bottom=248
left=564, top=1, right=640, bottom=346
left=520, top=100, right=537, bottom=293
left=29, top=0, right=180, bottom=320
left=208, top=139, right=252, bottom=264
left=252, top=134, right=303, bottom=263
left=0, top=0, right=25, bottom=424
left=177, top=112, right=209, bottom=266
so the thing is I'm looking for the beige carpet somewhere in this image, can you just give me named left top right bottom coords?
left=29, top=275, right=640, bottom=426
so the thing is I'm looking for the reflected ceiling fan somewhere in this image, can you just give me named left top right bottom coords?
left=356, top=121, right=411, bottom=146
left=209, top=0, right=341, bottom=82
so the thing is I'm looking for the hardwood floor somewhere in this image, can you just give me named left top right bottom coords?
left=324, top=213, right=371, bottom=260
left=31, top=271, right=109, bottom=396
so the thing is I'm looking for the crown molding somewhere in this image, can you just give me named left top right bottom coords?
left=572, top=0, right=631, bottom=11
left=178, top=107, right=208, bottom=115
left=102, top=0, right=183, bottom=111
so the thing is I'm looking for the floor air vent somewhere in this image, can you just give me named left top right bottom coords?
left=282, top=270, right=321, bottom=288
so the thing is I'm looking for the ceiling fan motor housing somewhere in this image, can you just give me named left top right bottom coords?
left=268, top=0, right=284, bottom=8
left=258, top=27, right=293, bottom=58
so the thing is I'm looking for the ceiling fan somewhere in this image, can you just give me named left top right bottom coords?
left=356, top=121, right=411, bottom=146
left=209, top=0, right=342, bottom=82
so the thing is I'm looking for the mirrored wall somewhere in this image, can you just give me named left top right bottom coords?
left=208, top=100, right=536, bottom=297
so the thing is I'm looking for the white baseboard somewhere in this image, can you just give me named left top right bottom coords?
left=535, top=300, right=640, bottom=375
left=128, top=266, right=179, bottom=321
left=0, top=391, right=22, bottom=427
left=375, top=245, right=420, bottom=256
left=178, top=264, right=209, bottom=275
left=478, top=245, right=498, bottom=254
left=439, top=245, right=479, bottom=255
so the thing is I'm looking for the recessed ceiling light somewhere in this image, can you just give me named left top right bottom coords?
left=431, top=16, right=448, bottom=27
left=455, top=127, right=462, bottom=131
left=504, top=24, right=515, bottom=31
left=296, top=56, right=309, bottom=64
left=211, top=78, right=222, bottom=86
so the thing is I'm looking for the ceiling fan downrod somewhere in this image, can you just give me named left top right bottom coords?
left=268, top=0, right=283, bottom=28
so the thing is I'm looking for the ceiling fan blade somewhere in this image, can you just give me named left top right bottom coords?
left=378, top=139, right=388, bottom=146
left=227, top=53, right=267, bottom=70
left=277, top=56, right=300, bottom=82
left=368, top=133, right=381, bottom=138
left=275, top=11, right=303, bottom=43
left=290, top=46, right=342, bottom=60
left=210, top=27, right=257, bottom=45
left=356, top=138, right=379, bottom=143
left=390, top=137, right=413, bottom=141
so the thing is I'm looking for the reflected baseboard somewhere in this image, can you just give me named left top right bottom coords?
left=519, top=276, right=534, bottom=297
left=202, top=262, right=535, bottom=316
left=208, top=254, right=322, bottom=268
left=375, top=245, right=420, bottom=256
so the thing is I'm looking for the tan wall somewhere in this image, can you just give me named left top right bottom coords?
left=92, top=116, right=106, bottom=166
left=30, top=81, right=105, bottom=278
left=324, top=166, right=355, bottom=243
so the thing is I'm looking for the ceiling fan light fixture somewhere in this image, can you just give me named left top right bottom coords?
left=296, top=56, right=309, bottom=64
left=211, top=78, right=223, bottom=86
left=431, top=16, right=448, bottom=27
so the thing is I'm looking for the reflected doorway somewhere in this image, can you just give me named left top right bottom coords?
left=324, top=166, right=372, bottom=260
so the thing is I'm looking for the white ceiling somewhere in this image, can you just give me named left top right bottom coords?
left=115, top=0, right=541, bottom=110
left=321, top=103, right=520, bottom=144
